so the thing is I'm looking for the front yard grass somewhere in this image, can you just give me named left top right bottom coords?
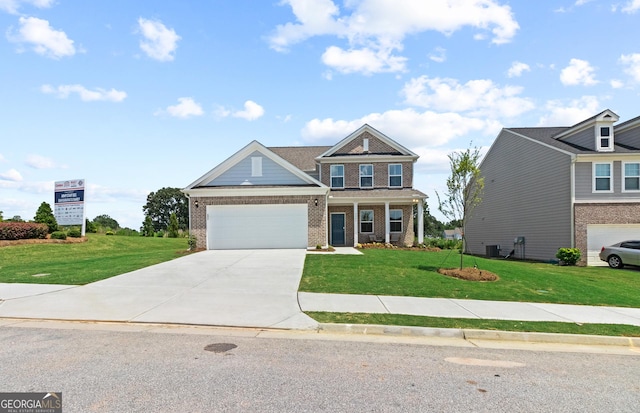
left=301, top=248, right=640, bottom=307
left=0, top=234, right=188, bottom=285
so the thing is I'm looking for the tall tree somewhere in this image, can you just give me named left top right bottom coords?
left=437, top=145, right=484, bottom=269
left=413, top=202, right=445, bottom=239
left=142, top=187, right=188, bottom=232
left=92, top=214, right=120, bottom=231
left=34, top=202, right=58, bottom=233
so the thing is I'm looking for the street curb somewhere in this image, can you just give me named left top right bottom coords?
left=318, top=323, right=640, bottom=347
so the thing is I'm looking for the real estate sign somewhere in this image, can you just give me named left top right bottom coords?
left=54, top=179, right=86, bottom=229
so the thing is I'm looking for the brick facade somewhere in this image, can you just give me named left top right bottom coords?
left=320, top=161, right=413, bottom=189
left=328, top=204, right=415, bottom=247
left=334, top=132, right=400, bottom=155
left=574, top=203, right=640, bottom=265
left=190, top=195, right=327, bottom=249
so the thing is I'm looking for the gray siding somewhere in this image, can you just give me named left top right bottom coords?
left=206, top=151, right=308, bottom=186
left=575, top=160, right=640, bottom=200
left=465, top=130, right=573, bottom=262
left=560, top=128, right=594, bottom=150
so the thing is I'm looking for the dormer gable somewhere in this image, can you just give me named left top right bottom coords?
left=553, top=109, right=619, bottom=152
left=316, top=124, right=418, bottom=159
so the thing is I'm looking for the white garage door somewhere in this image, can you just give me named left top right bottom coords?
left=207, top=204, right=308, bottom=249
left=587, top=224, right=640, bottom=266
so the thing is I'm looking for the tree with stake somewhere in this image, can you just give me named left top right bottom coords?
left=437, top=145, right=484, bottom=269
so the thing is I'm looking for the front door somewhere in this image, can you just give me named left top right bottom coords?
left=330, top=213, right=345, bottom=246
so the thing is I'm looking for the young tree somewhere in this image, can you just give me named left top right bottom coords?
left=142, top=187, right=188, bottom=232
left=34, top=202, right=58, bottom=233
left=437, top=145, right=484, bottom=269
left=141, top=215, right=155, bottom=237
left=167, top=212, right=179, bottom=238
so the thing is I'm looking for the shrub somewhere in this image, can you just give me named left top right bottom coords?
left=0, top=222, right=48, bottom=240
left=155, top=230, right=165, bottom=238
left=116, top=228, right=140, bottom=236
left=34, top=202, right=58, bottom=233
left=50, top=231, right=67, bottom=240
left=67, top=228, right=82, bottom=238
left=188, top=235, right=197, bottom=250
left=105, top=230, right=115, bottom=236
left=556, top=247, right=581, bottom=266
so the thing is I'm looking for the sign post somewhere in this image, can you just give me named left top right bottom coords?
left=54, top=179, right=86, bottom=236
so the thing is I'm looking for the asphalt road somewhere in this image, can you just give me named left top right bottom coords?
left=1, top=322, right=639, bottom=412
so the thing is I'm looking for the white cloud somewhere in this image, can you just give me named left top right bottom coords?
left=560, top=58, right=598, bottom=86
left=537, top=96, right=601, bottom=126
left=86, top=183, right=148, bottom=204
left=619, top=53, right=640, bottom=83
left=269, top=0, right=519, bottom=75
left=156, top=97, right=204, bottom=119
left=0, top=0, right=54, bottom=14
left=401, top=76, right=535, bottom=118
left=428, top=47, right=446, bottom=63
left=137, top=17, right=180, bottom=62
left=41, top=84, right=127, bottom=102
left=621, top=0, right=640, bottom=13
left=0, top=168, right=23, bottom=181
left=232, top=100, right=265, bottom=121
left=0, top=153, right=5, bottom=162
left=507, top=61, right=530, bottom=78
left=610, top=79, right=624, bottom=89
left=301, top=108, right=501, bottom=148
left=25, top=154, right=56, bottom=169
left=7, top=16, right=76, bottom=59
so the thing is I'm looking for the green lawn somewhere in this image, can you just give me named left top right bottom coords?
left=301, top=248, right=640, bottom=307
left=0, top=234, right=189, bottom=285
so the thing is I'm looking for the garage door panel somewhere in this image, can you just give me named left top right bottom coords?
left=207, top=204, right=308, bottom=249
left=587, top=224, right=640, bottom=266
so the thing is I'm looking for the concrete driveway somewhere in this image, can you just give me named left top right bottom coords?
left=0, top=249, right=318, bottom=330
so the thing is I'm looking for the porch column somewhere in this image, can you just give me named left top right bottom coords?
left=384, top=201, right=390, bottom=244
left=417, top=200, right=424, bottom=244
left=353, top=202, right=359, bottom=247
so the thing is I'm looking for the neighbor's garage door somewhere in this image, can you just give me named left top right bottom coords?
left=587, top=224, right=640, bottom=266
left=207, top=204, right=308, bottom=249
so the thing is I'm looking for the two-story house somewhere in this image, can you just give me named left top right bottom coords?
left=465, top=109, right=640, bottom=265
left=183, top=124, right=428, bottom=250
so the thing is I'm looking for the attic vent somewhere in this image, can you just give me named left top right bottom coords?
left=363, top=138, right=369, bottom=152
left=251, top=157, right=262, bottom=177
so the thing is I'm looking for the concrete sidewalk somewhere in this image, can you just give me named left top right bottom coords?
left=298, top=292, right=640, bottom=326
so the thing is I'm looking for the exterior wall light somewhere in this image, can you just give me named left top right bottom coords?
left=314, top=198, right=318, bottom=206
left=195, top=200, right=199, bottom=208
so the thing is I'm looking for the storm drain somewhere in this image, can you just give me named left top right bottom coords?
left=204, top=343, right=237, bottom=353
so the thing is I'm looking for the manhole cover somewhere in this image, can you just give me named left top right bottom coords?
left=204, top=343, right=237, bottom=353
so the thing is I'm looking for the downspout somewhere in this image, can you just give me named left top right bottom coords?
left=570, top=155, right=576, bottom=248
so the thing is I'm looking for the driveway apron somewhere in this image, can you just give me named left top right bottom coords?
left=0, top=250, right=318, bottom=330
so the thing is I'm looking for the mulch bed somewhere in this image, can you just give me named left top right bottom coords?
left=437, top=267, right=499, bottom=282
left=0, top=237, right=88, bottom=247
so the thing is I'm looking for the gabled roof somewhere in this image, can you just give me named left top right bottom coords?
left=268, top=146, right=331, bottom=172
left=184, top=140, right=326, bottom=189
left=317, top=124, right=418, bottom=159
left=553, top=109, right=619, bottom=140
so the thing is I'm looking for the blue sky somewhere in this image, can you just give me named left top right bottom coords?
left=1, top=0, right=640, bottom=228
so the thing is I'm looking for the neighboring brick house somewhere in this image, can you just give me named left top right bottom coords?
left=465, top=109, right=640, bottom=265
left=183, top=124, right=428, bottom=250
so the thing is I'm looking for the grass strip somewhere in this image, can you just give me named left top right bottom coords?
left=306, top=312, right=640, bottom=337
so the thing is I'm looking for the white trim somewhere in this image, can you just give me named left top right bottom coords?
left=622, top=161, right=640, bottom=193
left=184, top=187, right=329, bottom=197
left=330, top=212, right=346, bottom=246
left=359, top=164, right=373, bottom=188
left=317, top=154, right=417, bottom=163
left=592, top=162, right=613, bottom=193
left=317, top=124, right=419, bottom=158
left=251, top=156, right=263, bottom=177
left=554, top=109, right=619, bottom=140
left=388, top=163, right=402, bottom=188
left=330, top=164, right=344, bottom=188
left=595, top=124, right=614, bottom=152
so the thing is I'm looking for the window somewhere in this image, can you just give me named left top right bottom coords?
left=593, top=163, right=612, bottom=192
left=389, top=209, right=402, bottom=232
left=389, top=164, right=402, bottom=187
left=624, top=162, right=640, bottom=191
left=360, top=164, right=373, bottom=188
left=597, top=126, right=613, bottom=151
left=330, top=165, right=344, bottom=188
left=360, top=210, right=373, bottom=233
left=251, top=157, right=262, bottom=177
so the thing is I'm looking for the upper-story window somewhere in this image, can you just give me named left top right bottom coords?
left=251, top=157, right=262, bottom=177
left=389, top=164, right=402, bottom=187
left=593, top=162, right=613, bottom=192
left=360, top=164, right=373, bottom=188
left=624, top=162, right=640, bottom=192
left=330, top=164, right=344, bottom=188
left=597, top=126, right=613, bottom=152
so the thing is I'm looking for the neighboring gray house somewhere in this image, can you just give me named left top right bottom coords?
left=183, top=125, right=428, bottom=250
left=443, top=228, right=463, bottom=240
left=465, top=109, right=640, bottom=265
